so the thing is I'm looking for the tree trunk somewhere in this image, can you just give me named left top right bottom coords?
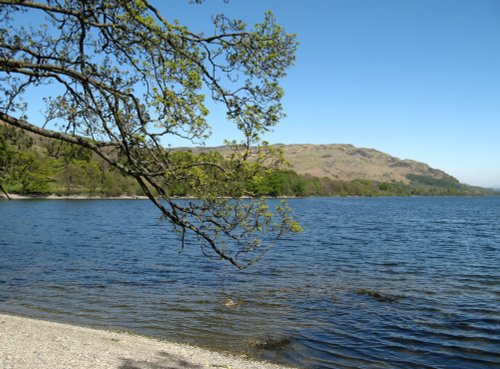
left=0, top=183, right=12, bottom=200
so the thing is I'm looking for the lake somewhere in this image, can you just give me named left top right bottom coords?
left=0, top=197, right=499, bottom=368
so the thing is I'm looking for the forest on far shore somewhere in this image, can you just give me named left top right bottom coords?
left=0, top=125, right=493, bottom=198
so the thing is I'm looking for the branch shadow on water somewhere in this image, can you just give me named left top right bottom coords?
left=118, top=350, right=205, bottom=369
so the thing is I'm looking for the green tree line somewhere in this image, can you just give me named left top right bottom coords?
left=0, top=125, right=490, bottom=198
left=1, top=125, right=141, bottom=196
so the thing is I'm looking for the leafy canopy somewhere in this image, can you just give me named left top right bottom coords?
left=0, top=0, right=299, bottom=268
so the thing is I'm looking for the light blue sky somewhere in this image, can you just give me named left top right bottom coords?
left=14, top=1, right=500, bottom=187
left=158, top=0, right=500, bottom=187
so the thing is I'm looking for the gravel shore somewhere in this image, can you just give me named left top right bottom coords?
left=0, top=314, right=293, bottom=369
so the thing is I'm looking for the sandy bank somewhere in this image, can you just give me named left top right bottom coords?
left=0, top=314, right=293, bottom=369
left=0, top=194, right=149, bottom=200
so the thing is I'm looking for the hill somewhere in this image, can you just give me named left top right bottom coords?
left=188, top=143, right=489, bottom=196
left=277, top=143, right=456, bottom=184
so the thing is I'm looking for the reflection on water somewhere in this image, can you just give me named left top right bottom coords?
left=1, top=197, right=499, bottom=368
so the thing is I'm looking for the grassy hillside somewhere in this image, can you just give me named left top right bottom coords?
left=277, top=144, right=455, bottom=184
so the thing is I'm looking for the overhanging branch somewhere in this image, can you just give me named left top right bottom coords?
left=0, top=113, right=130, bottom=175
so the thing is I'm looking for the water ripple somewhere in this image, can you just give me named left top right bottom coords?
left=1, top=196, right=499, bottom=368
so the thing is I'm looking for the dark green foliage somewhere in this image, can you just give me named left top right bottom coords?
left=0, top=127, right=142, bottom=196
left=407, top=174, right=462, bottom=190
left=247, top=169, right=305, bottom=197
left=296, top=174, right=490, bottom=197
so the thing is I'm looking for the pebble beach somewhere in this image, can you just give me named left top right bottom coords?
left=0, top=314, right=292, bottom=369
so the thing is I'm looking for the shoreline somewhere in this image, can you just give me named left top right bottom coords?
left=0, top=313, right=293, bottom=369
left=0, top=193, right=150, bottom=200
left=0, top=193, right=296, bottom=200
left=1, top=192, right=497, bottom=201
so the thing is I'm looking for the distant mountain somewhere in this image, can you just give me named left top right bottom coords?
left=276, top=143, right=457, bottom=184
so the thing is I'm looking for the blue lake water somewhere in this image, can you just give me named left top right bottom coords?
left=0, top=197, right=499, bottom=368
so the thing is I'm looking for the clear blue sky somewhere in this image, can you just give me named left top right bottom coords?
left=157, top=0, right=500, bottom=187
left=16, top=1, right=500, bottom=187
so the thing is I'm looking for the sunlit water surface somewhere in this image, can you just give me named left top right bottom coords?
left=1, top=197, right=499, bottom=368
